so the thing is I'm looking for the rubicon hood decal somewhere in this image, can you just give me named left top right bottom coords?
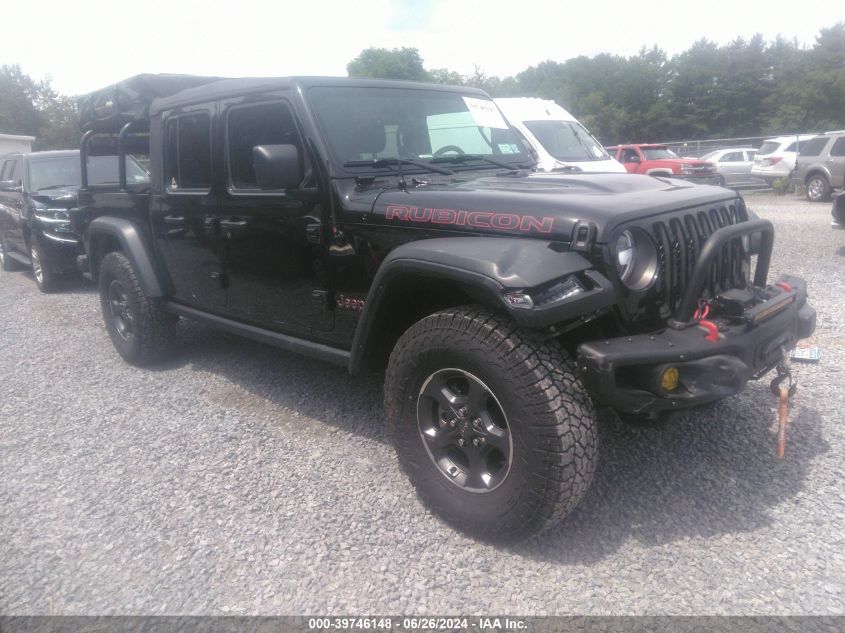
left=386, top=205, right=555, bottom=234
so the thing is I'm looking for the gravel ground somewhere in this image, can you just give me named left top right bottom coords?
left=1, top=192, right=843, bottom=616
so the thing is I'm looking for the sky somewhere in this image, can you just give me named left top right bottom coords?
left=2, top=0, right=836, bottom=96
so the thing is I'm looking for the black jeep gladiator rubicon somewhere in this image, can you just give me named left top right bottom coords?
left=72, top=75, right=816, bottom=542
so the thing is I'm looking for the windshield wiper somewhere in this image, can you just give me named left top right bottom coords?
left=343, top=157, right=454, bottom=175
left=430, top=154, right=529, bottom=172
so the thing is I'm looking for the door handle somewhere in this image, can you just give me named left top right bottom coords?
left=219, top=219, right=248, bottom=229
left=163, top=215, right=185, bottom=224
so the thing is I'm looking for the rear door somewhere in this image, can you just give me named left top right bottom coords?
left=217, top=96, right=333, bottom=334
left=152, top=105, right=228, bottom=313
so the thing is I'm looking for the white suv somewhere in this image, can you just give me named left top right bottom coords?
left=750, top=134, right=815, bottom=186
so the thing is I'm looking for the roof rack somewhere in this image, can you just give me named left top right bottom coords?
left=77, top=74, right=221, bottom=133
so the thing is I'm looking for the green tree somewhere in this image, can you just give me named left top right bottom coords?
left=0, top=64, right=44, bottom=136
left=347, top=47, right=429, bottom=81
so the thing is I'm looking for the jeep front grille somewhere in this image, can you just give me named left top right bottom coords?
left=651, top=202, right=749, bottom=314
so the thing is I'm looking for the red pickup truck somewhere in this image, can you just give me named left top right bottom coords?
left=606, top=144, right=723, bottom=185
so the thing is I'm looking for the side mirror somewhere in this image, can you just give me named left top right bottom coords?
left=0, top=180, right=22, bottom=192
left=253, top=144, right=302, bottom=191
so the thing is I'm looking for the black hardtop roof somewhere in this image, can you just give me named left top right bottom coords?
left=79, top=74, right=490, bottom=130
left=148, top=75, right=489, bottom=115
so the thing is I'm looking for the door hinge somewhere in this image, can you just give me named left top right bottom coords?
left=311, top=289, right=329, bottom=308
left=210, top=271, right=229, bottom=288
left=306, top=223, right=324, bottom=245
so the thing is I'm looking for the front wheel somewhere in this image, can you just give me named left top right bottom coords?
left=806, top=174, right=831, bottom=202
left=98, top=251, right=177, bottom=366
left=30, top=243, right=58, bottom=293
left=385, top=307, right=599, bottom=543
left=0, top=237, right=15, bottom=271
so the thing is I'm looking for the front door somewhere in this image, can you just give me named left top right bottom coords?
left=0, top=157, right=25, bottom=256
left=827, top=137, right=845, bottom=188
left=217, top=97, right=333, bottom=334
left=717, top=151, right=746, bottom=185
left=152, top=106, right=228, bottom=313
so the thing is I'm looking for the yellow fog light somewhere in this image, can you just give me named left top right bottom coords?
left=660, top=367, right=680, bottom=391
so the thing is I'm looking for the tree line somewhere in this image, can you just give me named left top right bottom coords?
left=2, top=24, right=843, bottom=150
left=348, top=24, right=845, bottom=145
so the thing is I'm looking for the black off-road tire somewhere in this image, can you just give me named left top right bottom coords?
left=385, top=307, right=599, bottom=543
left=98, top=251, right=177, bottom=366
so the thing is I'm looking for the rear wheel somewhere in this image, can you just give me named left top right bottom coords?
left=385, top=307, right=599, bottom=543
left=98, top=251, right=177, bottom=365
left=806, top=174, right=831, bottom=202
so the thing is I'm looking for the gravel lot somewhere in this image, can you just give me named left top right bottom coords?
left=1, top=192, right=844, bottom=616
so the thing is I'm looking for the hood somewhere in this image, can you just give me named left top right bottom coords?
left=353, top=171, right=737, bottom=244
left=29, top=186, right=79, bottom=209
left=675, top=158, right=714, bottom=167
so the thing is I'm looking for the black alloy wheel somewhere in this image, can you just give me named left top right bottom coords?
left=417, top=368, right=512, bottom=493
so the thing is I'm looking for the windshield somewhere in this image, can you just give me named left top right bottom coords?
left=641, top=147, right=678, bottom=160
left=29, top=155, right=149, bottom=191
left=523, top=120, right=608, bottom=161
left=309, top=86, right=529, bottom=172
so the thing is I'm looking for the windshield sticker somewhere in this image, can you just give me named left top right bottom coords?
left=498, top=143, right=519, bottom=154
left=462, top=97, right=509, bottom=129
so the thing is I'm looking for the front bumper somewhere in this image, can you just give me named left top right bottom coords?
left=577, top=278, right=816, bottom=414
left=35, top=230, right=82, bottom=274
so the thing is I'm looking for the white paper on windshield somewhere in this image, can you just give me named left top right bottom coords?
left=463, top=97, right=509, bottom=129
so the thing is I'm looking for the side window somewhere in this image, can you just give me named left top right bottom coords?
left=6, top=160, right=21, bottom=184
left=785, top=142, right=797, bottom=152
left=0, top=160, right=9, bottom=181
left=799, top=137, right=828, bottom=157
left=745, top=151, right=756, bottom=161
left=226, top=101, right=303, bottom=191
left=622, top=149, right=639, bottom=162
left=720, top=152, right=743, bottom=162
left=830, top=137, right=845, bottom=157
left=164, top=112, right=212, bottom=191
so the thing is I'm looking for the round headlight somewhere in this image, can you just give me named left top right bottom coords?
left=614, top=228, right=658, bottom=291
left=615, top=230, right=636, bottom=282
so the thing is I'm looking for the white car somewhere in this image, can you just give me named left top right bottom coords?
left=699, top=147, right=758, bottom=186
left=750, top=134, right=815, bottom=186
left=495, top=98, right=626, bottom=173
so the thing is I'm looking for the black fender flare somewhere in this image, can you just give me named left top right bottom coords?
left=88, top=216, right=168, bottom=298
left=348, top=237, right=616, bottom=374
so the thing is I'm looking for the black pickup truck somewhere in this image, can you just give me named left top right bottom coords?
left=71, top=75, right=816, bottom=542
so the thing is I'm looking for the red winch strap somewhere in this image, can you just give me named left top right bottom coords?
left=699, top=319, right=719, bottom=342
left=776, top=384, right=789, bottom=458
